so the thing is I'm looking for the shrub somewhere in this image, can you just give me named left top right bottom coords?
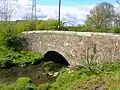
left=0, top=77, right=37, bottom=90
left=65, top=26, right=84, bottom=32
left=0, top=84, right=14, bottom=90
left=112, top=26, right=120, bottom=33
left=38, top=83, right=51, bottom=90
left=81, top=26, right=104, bottom=32
left=0, top=57, right=14, bottom=68
left=15, top=77, right=32, bottom=84
left=0, top=23, right=27, bottom=51
left=6, top=35, right=27, bottom=51
left=36, top=19, right=63, bottom=30
left=0, top=46, right=15, bottom=68
left=13, top=51, right=43, bottom=67
left=0, top=46, right=43, bottom=68
left=0, top=22, right=43, bottom=68
left=14, top=77, right=37, bottom=90
left=16, top=21, right=36, bottom=31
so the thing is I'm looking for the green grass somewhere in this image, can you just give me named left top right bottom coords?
left=0, top=62, right=120, bottom=90
left=0, top=77, right=37, bottom=90
left=49, top=62, right=120, bottom=90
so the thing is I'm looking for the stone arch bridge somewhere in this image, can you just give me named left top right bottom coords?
left=24, top=31, right=120, bottom=66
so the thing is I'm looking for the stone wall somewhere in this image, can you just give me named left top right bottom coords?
left=24, top=31, right=120, bottom=66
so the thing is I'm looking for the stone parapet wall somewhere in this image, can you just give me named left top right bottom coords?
left=24, top=31, right=120, bottom=66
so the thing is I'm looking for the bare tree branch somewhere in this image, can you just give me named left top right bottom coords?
left=0, top=0, right=17, bottom=21
left=86, top=2, right=115, bottom=29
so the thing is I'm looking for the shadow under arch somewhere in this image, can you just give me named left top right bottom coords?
left=44, top=51, right=70, bottom=66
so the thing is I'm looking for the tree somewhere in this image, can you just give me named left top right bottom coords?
left=114, top=0, right=120, bottom=26
left=114, top=12, right=120, bottom=26
left=0, top=0, right=17, bottom=21
left=85, top=2, right=115, bottom=30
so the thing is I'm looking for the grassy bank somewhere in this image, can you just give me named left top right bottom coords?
left=49, top=62, right=120, bottom=90
left=0, top=61, right=120, bottom=90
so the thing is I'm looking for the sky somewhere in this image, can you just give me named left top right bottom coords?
left=12, top=0, right=118, bottom=25
left=37, top=0, right=115, bottom=6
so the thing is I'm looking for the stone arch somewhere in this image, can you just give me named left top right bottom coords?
left=44, top=50, right=70, bottom=66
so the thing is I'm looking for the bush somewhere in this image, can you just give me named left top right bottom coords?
left=13, top=51, right=43, bottom=67
left=0, top=46, right=15, bottom=68
left=81, top=26, right=104, bottom=32
left=16, top=21, right=36, bottom=32
left=65, top=26, right=84, bottom=32
left=0, top=57, right=14, bottom=68
left=0, top=46, right=43, bottom=68
left=38, top=83, right=51, bottom=90
left=15, top=77, right=32, bottom=84
left=0, top=77, right=37, bottom=90
left=0, top=23, right=27, bottom=51
left=36, top=19, right=63, bottom=30
left=0, top=84, right=14, bottom=90
left=6, top=35, right=27, bottom=51
left=0, top=22, right=44, bottom=68
left=112, top=26, right=120, bottom=33
left=14, top=77, right=37, bottom=90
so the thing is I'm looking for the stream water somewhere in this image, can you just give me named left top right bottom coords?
left=0, top=65, right=56, bottom=85
left=0, top=51, right=70, bottom=85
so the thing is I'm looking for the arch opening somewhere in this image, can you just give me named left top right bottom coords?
left=44, top=51, right=70, bottom=67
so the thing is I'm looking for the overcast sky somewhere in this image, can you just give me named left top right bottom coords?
left=13, top=0, right=117, bottom=25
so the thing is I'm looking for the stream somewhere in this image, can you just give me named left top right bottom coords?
left=0, top=65, right=56, bottom=85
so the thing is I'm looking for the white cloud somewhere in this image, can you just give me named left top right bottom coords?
left=16, top=0, right=32, bottom=6
left=11, top=0, right=94, bottom=25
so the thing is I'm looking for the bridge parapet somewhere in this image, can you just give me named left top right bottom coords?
left=24, top=31, right=120, bottom=66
